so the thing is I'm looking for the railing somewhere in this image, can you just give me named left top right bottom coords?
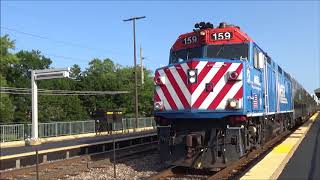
left=112, top=117, right=156, bottom=132
left=0, top=117, right=155, bottom=142
left=0, top=124, right=24, bottom=142
left=25, top=120, right=96, bottom=138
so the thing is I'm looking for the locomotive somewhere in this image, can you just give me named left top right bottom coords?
left=153, top=22, right=318, bottom=169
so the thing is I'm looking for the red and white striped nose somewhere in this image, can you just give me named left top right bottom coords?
left=154, top=60, right=243, bottom=111
left=154, top=76, right=165, bottom=85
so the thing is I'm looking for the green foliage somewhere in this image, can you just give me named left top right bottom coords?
left=0, top=75, right=14, bottom=123
left=0, top=35, right=16, bottom=123
left=1, top=35, right=155, bottom=123
left=70, top=64, right=81, bottom=79
left=0, top=35, right=19, bottom=74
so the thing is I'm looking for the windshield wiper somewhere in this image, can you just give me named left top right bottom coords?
left=186, top=49, right=190, bottom=61
left=215, top=44, right=226, bottom=57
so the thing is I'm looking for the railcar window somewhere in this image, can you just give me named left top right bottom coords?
left=266, top=56, right=271, bottom=64
left=253, top=47, right=259, bottom=69
left=206, top=44, right=249, bottom=60
left=170, top=47, right=203, bottom=64
left=278, top=66, right=283, bottom=74
left=284, top=71, right=290, bottom=80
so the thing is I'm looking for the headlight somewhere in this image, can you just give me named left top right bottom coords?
left=188, top=69, right=197, bottom=84
left=154, top=76, right=166, bottom=85
left=188, top=70, right=196, bottom=76
left=229, top=99, right=239, bottom=109
left=154, top=101, right=163, bottom=111
left=189, top=77, right=196, bottom=83
left=228, top=71, right=239, bottom=81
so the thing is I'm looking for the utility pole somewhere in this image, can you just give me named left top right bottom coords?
left=123, top=16, right=146, bottom=131
left=140, top=46, right=144, bottom=85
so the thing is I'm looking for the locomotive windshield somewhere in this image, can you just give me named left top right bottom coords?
left=206, top=43, right=249, bottom=60
left=169, top=43, right=249, bottom=64
left=170, top=47, right=203, bottom=64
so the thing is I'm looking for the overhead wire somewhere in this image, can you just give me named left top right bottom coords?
left=1, top=26, right=154, bottom=69
left=0, top=86, right=129, bottom=95
left=0, top=26, right=122, bottom=55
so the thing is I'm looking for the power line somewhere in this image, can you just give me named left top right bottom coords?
left=41, top=53, right=89, bottom=62
left=1, top=26, right=153, bottom=68
left=0, top=26, right=122, bottom=55
left=0, top=92, right=128, bottom=96
left=0, top=86, right=129, bottom=95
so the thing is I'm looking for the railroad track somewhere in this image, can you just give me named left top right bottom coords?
left=149, top=166, right=215, bottom=179
left=0, top=134, right=158, bottom=179
left=148, top=118, right=311, bottom=180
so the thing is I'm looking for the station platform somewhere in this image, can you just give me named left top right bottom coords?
left=240, top=112, right=319, bottom=180
left=0, top=127, right=155, bottom=159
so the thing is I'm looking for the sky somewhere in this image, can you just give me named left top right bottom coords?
left=1, top=1, right=319, bottom=94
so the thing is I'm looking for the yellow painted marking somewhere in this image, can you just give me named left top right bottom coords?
left=0, top=130, right=156, bottom=160
left=310, top=112, right=319, bottom=122
left=272, top=144, right=294, bottom=153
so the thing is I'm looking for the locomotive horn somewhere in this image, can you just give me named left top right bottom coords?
left=199, top=22, right=206, bottom=27
left=219, top=22, right=227, bottom=28
left=206, top=22, right=214, bottom=28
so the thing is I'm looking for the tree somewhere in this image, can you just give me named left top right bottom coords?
left=0, top=35, right=17, bottom=123
left=0, top=75, right=14, bottom=123
left=138, top=69, right=154, bottom=116
left=0, top=35, right=19, bottom=75
left=6, top=50, right=53, bottom=123
left=81, top=58, right=154, bottom=117
left=38, top=78, right=89, bottom=122
left=70, top=64, right=81, bottom=79
left=1, top=35, right=155, bottom=123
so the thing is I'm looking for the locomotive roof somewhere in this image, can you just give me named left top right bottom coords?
left=171, top=26, right=253, bottom=51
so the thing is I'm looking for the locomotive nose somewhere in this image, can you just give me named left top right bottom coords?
left=154, top=59, right=243, bottom=111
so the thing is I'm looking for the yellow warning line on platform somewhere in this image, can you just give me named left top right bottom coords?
left=0, top=132, right=156, bottom=160
left=310, top=112, right=319, bottom=122
left=272, top=144, right=295, bottom=154
left=0, top=128, right=156, bottom=160
left=0, top=127, right=154, bottom=149
left=241, top=111, right=319, bottom=180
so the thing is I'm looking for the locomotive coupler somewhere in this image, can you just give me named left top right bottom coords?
left=185, top=133, right=203, bottom=159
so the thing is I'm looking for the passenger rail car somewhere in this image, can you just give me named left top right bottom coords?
left=153, top=22, right=317, bottom=169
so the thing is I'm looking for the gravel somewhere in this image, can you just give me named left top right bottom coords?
left=70, top=152, right=166, bottom=180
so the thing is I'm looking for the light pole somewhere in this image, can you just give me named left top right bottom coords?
left=30, top=68, right=70, bottom=144
left=123, top=16, right=146, bottom=131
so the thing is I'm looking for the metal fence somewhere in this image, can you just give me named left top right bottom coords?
left=0, top=117, right=155, bottom=142
left=25, top=120, right=96, bottom=138
left=0, top=124, right=24, bottom=142
left=113, top=117, right=156, bottom=131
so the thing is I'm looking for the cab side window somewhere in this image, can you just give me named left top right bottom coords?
left=253, top=45, right=264, bottom=69
left=253, top=46, right=259, bottom=69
